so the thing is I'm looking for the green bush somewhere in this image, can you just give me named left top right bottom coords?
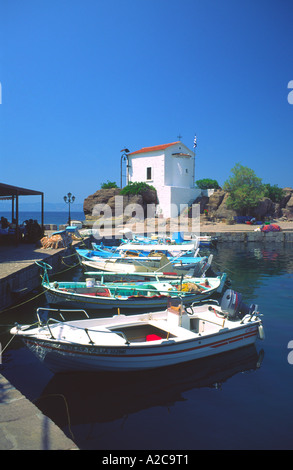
left=101, top=181, right=118, bottom=189
left=263, top=184, right=285, bottom=203
left=195, top=178, right=220, bottom=190
left=120, top=181, right=156, bottom=195
left=223, top=163, right=265, bottom=215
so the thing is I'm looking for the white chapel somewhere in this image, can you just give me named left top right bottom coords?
left=127, top=141, right=201, bottom=218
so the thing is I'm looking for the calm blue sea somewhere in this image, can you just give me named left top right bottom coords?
left=1, top=242, right=293, bottom=451
left=0, top=211, right=85, bottom=228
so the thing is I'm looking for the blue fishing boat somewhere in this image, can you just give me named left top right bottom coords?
left=76, top=247, right=212, bottom=277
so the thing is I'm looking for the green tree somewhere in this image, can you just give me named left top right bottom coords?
left=263, top=183, right=285, bottom=203
left=223, top=163, right=265, bottom=215
left=101, top=181, right=118, bottom=189
left=195, top=178, right=220, bottom=190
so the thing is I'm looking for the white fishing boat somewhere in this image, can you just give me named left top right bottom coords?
left=76, top=248, right=212, bottom=277
left=11, top=290, right=264, bottom=374
left=197, top=235, right=218, bottom=247
left=119, top=237, right=216, bottom=250
left=117, top=241, right=198, bottom=256
left=118, top=229, right=217, bottom=248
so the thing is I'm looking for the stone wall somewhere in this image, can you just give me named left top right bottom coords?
left=201, top=230, right=293, bottom=243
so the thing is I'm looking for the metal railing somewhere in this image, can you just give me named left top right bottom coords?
left=24, top=307, right=130, bottom=344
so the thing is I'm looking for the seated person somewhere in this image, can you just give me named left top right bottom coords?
left=0, top=216, right=10, bottom=229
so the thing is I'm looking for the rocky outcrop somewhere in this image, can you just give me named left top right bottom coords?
left=83, top=188, right=121, bottom=217
left=252, top=197, right=274, bottom=219
left=83, top=186, right=293, bottom=226
left=193, top=187, right=293, bottom=221
left=208, top=190, right=226, bottom=212
left=83, top=188, right=158, bottom=222
left=277, top=188, right=293, bottom=220
left=196, top=190, right=236, bottom=221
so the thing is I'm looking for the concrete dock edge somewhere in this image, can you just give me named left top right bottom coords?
left=0, top=373, right=79, bottom=450
left=201, top=230, right=293, bottom=243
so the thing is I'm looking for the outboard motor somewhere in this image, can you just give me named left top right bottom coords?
left=221, top=289, right=258, bottom=320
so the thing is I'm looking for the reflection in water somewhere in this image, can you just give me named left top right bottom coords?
left=208, top=243, right=293, bottom=300
left=36, top=346, right=264, bottom=448
left=2, top=242, right=293, bottom=450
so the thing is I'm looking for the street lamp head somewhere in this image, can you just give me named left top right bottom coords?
left=63, top=192, right=75, bottom=225
left=64, top=193, right=75, bottom=203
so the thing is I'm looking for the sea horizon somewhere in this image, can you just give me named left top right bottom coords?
left=0, top=210, right=86, bottom=228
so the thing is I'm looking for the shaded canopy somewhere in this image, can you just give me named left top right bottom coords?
left=0, top=182, right=43, bottom=197
left=0, top=183, right=44, bottom=241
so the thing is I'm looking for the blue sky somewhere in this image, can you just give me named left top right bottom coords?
left=0, top=0, right=293, bottom=208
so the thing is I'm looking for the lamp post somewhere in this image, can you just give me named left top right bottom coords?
left=64, top=192, right=75, bottom=226
left=120, top=148, right=130, bottom=188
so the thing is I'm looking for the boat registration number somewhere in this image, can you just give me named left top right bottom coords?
left=98, top=347, right=127, bottom=355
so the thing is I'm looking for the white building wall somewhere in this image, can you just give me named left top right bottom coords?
left=171, top=156, right=194, bottom=187
left=170, top=187, right=201, bottom=217
left=156, top=186, right=201, bottom=218
left=128, top=142, right=198, bottom=219
left=128, top=152, right=165, bottom=188
left=155, top=186, right=171, bottom=217
left=164, top=144, right=195, bottom=188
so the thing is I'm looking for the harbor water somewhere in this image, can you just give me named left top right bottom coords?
left=1, top=242, right=293, bottom=450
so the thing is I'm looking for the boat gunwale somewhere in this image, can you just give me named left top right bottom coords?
left=16, top=317, right=261, bottom=352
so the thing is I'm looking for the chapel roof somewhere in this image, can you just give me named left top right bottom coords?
left=128, top=142, right=180, bottom=156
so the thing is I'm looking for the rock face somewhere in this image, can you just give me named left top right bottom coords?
left=83, top=188, right=121, bottom=217
left=196, top=190, right=236, bottom=220
left=193, top=188, right=293, bottom=221
left=83, top=187, right=293, bottom=226
left=83, top=188, right=158, bottom=222
left=278, top=188, right=293, bottom=220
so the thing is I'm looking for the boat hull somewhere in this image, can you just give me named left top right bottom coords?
left=80, top=258, right=205, bottom=277
left=21, top=323, right=260, bottom=373
left=43, top=275, right=223, bottom=311
left=45, top=290, right=186, bottom=310
left=44, top=288, right=214, bottom=310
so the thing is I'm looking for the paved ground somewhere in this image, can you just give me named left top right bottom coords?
left=0, top=243, right=64, bottom=279
left=0, top=374, right=79, bottom=450
left=0, top=232, right=84, bottom=279
left=197, top=220, right=293, bottom=233
left=90, top=219, right=293, bottom=238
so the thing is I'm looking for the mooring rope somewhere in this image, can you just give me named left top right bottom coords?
left=34, top=394, right=75, bottom=441
left=0, top=289, right=46, bottom=315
